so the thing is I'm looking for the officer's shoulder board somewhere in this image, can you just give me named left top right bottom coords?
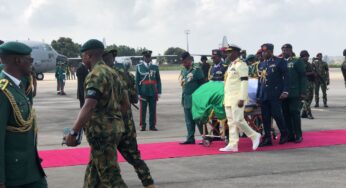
left=0, top=79, right=9, bottom=91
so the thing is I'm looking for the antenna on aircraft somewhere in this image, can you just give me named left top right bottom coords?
left=221, top=36, right=228, bottom=48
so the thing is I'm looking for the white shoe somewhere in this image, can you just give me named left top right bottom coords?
left=219, top=145, right=238, bottom=152
left=252, top=133, right=261, bottom=151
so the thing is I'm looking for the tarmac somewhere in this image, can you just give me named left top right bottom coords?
left=34, top=68, right=346, bottom=188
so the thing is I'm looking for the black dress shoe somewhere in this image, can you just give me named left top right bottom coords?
left=149, top=127, right=158, bottom=131
left=259, top=138, right=272, bottom=147
left=179, top=141, right=195, bottom=145
left=301, top=112, right=307, bottom=118
left=295, top=137, right=303, bottom=143
left=314, top=104, right=319, bottom=107
left=324, top=104, right=328, bottom=108
left=288, top=137, right=295, bottom=142
left=279, top=136, right=288, bottom=144
left=140, top=128, right=146, bottom=131
left=307, top=115, right=314, bottom=119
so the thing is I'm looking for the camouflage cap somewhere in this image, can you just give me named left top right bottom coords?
left=80, top=39, right=104, bottom=53
left=0, top=41, right=32, bottom=56
left=103, top=48, right=117, bottom=56
left=212, top=49, right=222, bottom=56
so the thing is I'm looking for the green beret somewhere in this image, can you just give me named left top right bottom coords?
left=80, top=39, right=104, bottom=53
left=0, top=41, right=32, bottom=55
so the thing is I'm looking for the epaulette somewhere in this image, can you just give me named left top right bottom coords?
left=0, top=79, right=9, bottom=91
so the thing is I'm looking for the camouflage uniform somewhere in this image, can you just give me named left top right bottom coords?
left=302, top=60, right=315, bottom=118
left=113, top=65, right=154, bottom=187
left=312, top=59, right=329, bottom=106
left=83, top=61, right=128, bottom=188
left=248, top=61, right=260, bottom=78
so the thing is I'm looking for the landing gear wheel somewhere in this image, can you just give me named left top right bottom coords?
left=36, top=73, right=44, bottom=80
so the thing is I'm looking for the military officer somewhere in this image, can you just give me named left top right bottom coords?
left=341, top=49, right=346, bottom=88
left=219, top=45, right=261, bottom=152
left=103, top=49, right=155, bottom=188
left=65, top=39, right=130, bottom=188
left=55, top=62, right=66, bottom=95
left=200, top=55, right=210, bottom=82
left=179, top=52, right=205, bottom=144
left=281, top=44, right=307, bottom=143
left=209, top=49, right=228, bottom=81
left=0, top=41, right=47, bottom=188
left=300, top=50, right=315, bottom=119
left=257, top=43, right=289, bottom=147
left=135, top=50, right=162, bottom=131
left=313, top=53, right=329, bottom=107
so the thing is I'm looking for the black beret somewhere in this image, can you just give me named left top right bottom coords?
left=0, top=41, right=32, bottom=56
left=180, top=52, right=191, bottom=61
left=201, top=55, right=207, bottom=61
left=212, top=49, right=222, bottom=56
left=261, top=43, right=274, bottom=51
left=142, top=50, right=152, bottom=57
left=281, top=43, right=293, bottom=49
left=316, top=53, right=322, bottom=57
left=80, top=39, right=104, bottom=53
left=300, top=50, right=310, bottom=57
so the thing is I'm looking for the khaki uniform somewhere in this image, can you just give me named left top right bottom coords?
left=224, top=58, right=258, bottom=148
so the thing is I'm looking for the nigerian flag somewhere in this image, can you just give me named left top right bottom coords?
left=191, top=81, right=226, bottom=122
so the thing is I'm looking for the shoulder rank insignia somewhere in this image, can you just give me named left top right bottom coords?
left=0, top=79, right=9, bottom=91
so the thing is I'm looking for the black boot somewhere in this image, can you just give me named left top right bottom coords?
left=301, top=111, right=307, bottom=118
left=279, top=135, right=288, bottom=144
left=259, top=137, right=272, bottom=147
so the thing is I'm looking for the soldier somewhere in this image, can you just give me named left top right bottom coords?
left=0, top=41, right=47, bottom=188
left=341, top=49, right=346, bottom=88
left=55, top=63, right=66, bottom=95
left=209, top=49, right=228, bottom=81
left=103, top=49, right=155, bottom=188
left=135, top=50, right=162, bottom=131
left=313, top=53, right=329, bottom=107
left=257, top=43, right=289, bottom=147
left=179, top=52, right=205, bottom=144
left=219, top=45, right=261, bottom=152
left=65, top=39, right=130, bottom=187
left=76, top=62, right=89, bottom=108
left=200, top=55, right=210, bottom=82
left=246, top=55, right=259, bottom=78
left=301, top=50, right=315, bottom=119
left=281, top=44, right=307, bottom=143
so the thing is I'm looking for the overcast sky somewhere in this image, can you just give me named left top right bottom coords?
left=1, top=0, right=346, bottom=56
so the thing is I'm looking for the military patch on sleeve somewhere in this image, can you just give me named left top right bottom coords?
left=85, top=88, right=102, bottom=100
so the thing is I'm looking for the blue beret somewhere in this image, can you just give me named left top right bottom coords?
left=261, top=43, right=274, bottom=51
left=0, top=41, right=32, bottom=56
left=80, top=39, right=104, bottom=53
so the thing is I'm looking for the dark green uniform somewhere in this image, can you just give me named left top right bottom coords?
left=0, top=73, right=47, bottom=188
left=83, top=61, right=128, bottom=188
left=313, top=59, right=329, bottom=106
left=248, top=61, right=260, bottom=78
left=113, top=64, right=154, bottom=187
left=341, top=58, right=346, bottom=88
left=181, top=66, right=204, bottom=143
left=135, top=61, right=162, bottom=130
left=302, top=60, right=315, bottom=118
left=282, top=57, right=307, bottom=141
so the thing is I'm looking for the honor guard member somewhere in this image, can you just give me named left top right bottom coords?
left=200, top=55, right=210, bottom=82
left=313, top=53, right=329, bottom=107
left=135, top=50, right=162, bottom=131
left=103, top=49, right=155, bottom=188
left=180, top=52, right=205, bottom=144
left=0, top=41, right=47, bottom=188
left=219, top=45, right=261, bottom=152
left=300, top=50, right=315, bottom=119
left=341, top=49, right=346, bottom=88
left=281, top=44, right=307, bottom=143
left=65, top=39, right=130, bottom=187
left=209, top=49, right=228, bottom=81
left=257, top=43, right=289, bottom=147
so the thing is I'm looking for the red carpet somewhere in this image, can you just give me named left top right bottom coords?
left=39, top=130, right=346, bottom=168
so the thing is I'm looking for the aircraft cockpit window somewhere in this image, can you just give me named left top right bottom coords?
left=44, top=44, right=53, bottom=51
